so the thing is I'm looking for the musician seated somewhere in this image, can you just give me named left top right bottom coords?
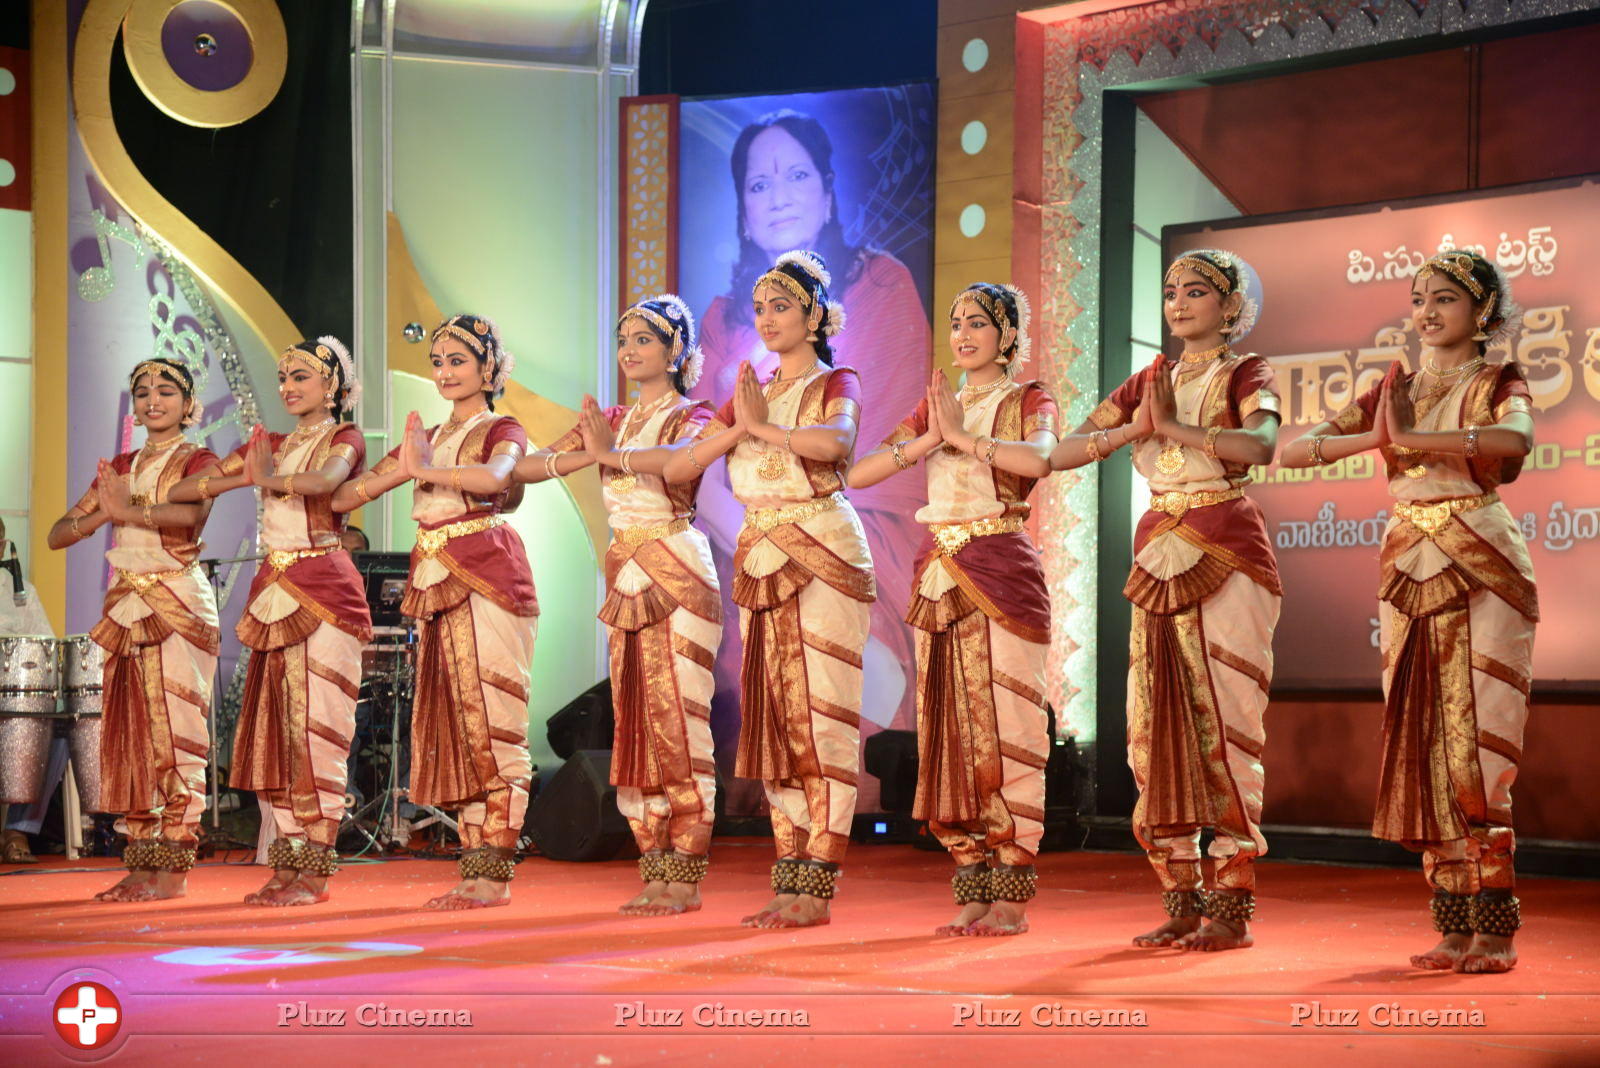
left=0, top=517, right=61, bottom=865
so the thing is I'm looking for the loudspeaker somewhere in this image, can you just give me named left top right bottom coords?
left=863, top=728, right=919, bottom=813
left=546, top=680, right=614, bottom=759
left=526, top=749, right=636, bottom=862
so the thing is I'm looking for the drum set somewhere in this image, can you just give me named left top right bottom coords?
left=0, top=635, right=107, bottom=857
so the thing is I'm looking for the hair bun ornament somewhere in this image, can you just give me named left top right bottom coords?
left=1001, top=284, right=1032, bottom=367
left=316, top=334, right=361, bottom=413
left=653, top=292, right=698, bottom=346
left=491, top=345, right=515, bottom=395
left=1484, top=259, right=1523, bottom=344
left=823, top=300, right=847, bottom=337
left=775, top=249, right=831, bottom=289
left=678, top=345, right=706, bottom=390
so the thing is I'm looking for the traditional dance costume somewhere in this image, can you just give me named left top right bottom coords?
left=702, top=365, right=875, bottom=899
left=885, top=380, right=1057, bottom=909
left=1330, top=362, right=1536, bottom=938
left=80, top=436, right=219, bottom=874
left=1090, top=348, right=1282, bottom=925
left=374, top=408, right=536, bottom=881
left=551, top=393, right=722, bottom=887
left=227, top=420, right=373, bottom=876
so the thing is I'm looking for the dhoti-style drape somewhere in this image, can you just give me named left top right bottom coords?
left=81, top=443, right=220, bottom=845
left=886, top=381, right=1058, bottom=871
left=706, top=366, right=875, bottom=867
left=1332, top=362, right=1538, bottom=894
left=389, top=410, right=536, bottom=853
left=1090, top=353, right=1283, bottom=893
left=553, top=397, right=723, bottom=859
left=228, top=424, right=371, bottom=848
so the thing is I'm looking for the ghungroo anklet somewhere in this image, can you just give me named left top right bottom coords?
left=1202, top=889, right=1255, bottom=926
left=1470, top=891, right=1521, bottom=937
left=952, top=864, right=991, bottom=905
left=1430, top=890, right=1475, bottom=935
left=771, top=859, right=799, bottom=894
left=989, top=864, right=1037, bottom=903
left=122, top=838, right=160, bottom=871
left=638, top=853, right=666, bottom=883
left=791, top=859, right=839, bottom=899
left=298, top=843, right=339, bottom=878
left=459, top=846, right=517, bottom=882
left=660, top=852, right=709, bottom=884
left=1162, top=889, right=1204, bottom=917
left=267, top=838, right=300, bottom=872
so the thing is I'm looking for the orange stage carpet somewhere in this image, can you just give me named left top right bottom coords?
left=1, top=841, right=1596, bottom=1064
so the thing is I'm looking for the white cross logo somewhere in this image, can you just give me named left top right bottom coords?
left=56, top=984, right=120, bottom=1046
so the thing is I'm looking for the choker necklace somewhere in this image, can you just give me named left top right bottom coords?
left=139, top=433, right=185, bottom=454
left=1178, top=343, right=1230, bottom=365
left=441, top=406, right=489, bottom=438
left=768, top=361, right=819, bottom=387
left=960, top=376, right=1009, bottom=407
left=286, top=417, right=335, bottom=441
left=1423, top=354, right=1485, bottom=378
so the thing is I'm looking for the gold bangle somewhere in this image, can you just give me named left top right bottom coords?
left=782, top=426, right=795, bottom=453
left=620, top=448, right=636, bottom=475
left=1463, top=424, right=1480, bottom=459
left=1085, top=433, right=1102, bottom=463
left=1203, top=426, right=1224, bottom=459
left=687, top=443, right=707, bottom=472
left=355, top=476, right=373, bottom=503
left=890, top=441, right=912, bottom=470
left=142, top=504, right=155, bottom=528
left=451, top=468, right=464, bottom=491
left=70, top=515, right=84, bottom=541
left=1306, top=435, right=1329, bottom=466
left=197, top=475, right=212, bottom=500
left=543, top=452, right=561, bottom=480
left=282, top=474, right=297, bottom=496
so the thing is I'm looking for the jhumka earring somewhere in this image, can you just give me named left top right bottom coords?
left=1472, top=314, right=1492, bottom=342
left=324, top=391, right=336, bottom=409
left=805, top=317, right=820, bottom=344
left=1220, top=315, right=1238, bottom=335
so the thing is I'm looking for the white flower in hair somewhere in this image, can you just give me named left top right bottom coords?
left=653, top=292, right=698, bottom=350
left=1485, top=261, right=1523, bottom=343
left=678, top=346, right=706, bottom=389
left=316, top=334, right=361, bottom=412
left=492, top=345, right=515, bottom=394
left=1001, top=284, right=1032, bottom=367
left=775, top=249, right=831, bottom=289
left=823, top=300, right=847, bottom=337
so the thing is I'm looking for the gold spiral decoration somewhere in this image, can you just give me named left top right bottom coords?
left=73, top=0, right=298, bottom=350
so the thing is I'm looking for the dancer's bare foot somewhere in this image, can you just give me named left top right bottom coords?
left=936, top=901, right=990, bottom=937
left=245, top=869, right=298, bottom=905
left=1457, top=932, right=1517, bottom=973
left=627, top=881, right=701, bottom=917
left=968, top=899, right=1028, bottom=936
left=107, top=870, right=188, bottom=902
left=266, top=874, right=330, bottom=907
left=95, top=870, right=155, bottom=902
left=1410, top=932, right=1471, bottom=970
left=1132, top=914, right=1201, bottom=947
left=423, top=876, right=510, bottom=910
left=741, top=892, right=796, bottom=927
left=620, top=880, right=669, bottom=915
left=758, top=892, right=830, bottom=928
left=1179, top=916, right=1253, bottom=951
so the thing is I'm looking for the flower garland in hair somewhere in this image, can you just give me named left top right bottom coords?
left=316, top=335, right=362, bottom=412
left=1002, top=284, right=1032, bottom=371
left=653, top=293, right=705, bottom=389
left=775, top=249, right=832, bottom=289
left=1483, top=260, right=1523, bottom=344
left=822, top=300, right=847, bottom=337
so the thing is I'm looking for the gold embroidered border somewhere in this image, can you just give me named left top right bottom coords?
left=1225, top=725, right=1265, bottom=760
left=1471, top=650, right=1530, bottom=698
left=1477, top=728, right=1522, bottom=765
left=821, top=763, right=858, bottom=788
left=994, top=669, right=1045, bottom=709
left=802, top=630, right=864, bottom=669
left=672, top=632, right=715, bottom=672
left=307, top=656, right=359, bottom=701
left=810, top=698, right=861, bottom=729
left=1087, top=396, right=1126, bottom=430
left=999, top=740, right=1048, bottom=769
left=1207, top=640, right=1272, bottom=697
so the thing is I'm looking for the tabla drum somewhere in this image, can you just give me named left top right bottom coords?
left=0, top=635, right=59, bottom=715
left=62, top=635, right=106, bottom=716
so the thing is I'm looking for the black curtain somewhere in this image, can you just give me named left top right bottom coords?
left=111, top=0, right=351, bottom=345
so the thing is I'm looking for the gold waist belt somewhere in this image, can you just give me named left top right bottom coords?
left=1392, top=491, right=1498, bottom=536
left=416, top=514, right=504, bottom=557
left=1149, top=485, right=1245, bottom=517
left=928, top=515, right=1026, bottom=556
left=615, top=517, right=692, bottom=547
left=743, top=493, right=842, bottom=533
left=266, top=545, right=337, bottom=572
left=116, top=563, right=199, bottom=591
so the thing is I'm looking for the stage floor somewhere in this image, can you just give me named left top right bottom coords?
left=2, top=841, right=1596, bottom=1064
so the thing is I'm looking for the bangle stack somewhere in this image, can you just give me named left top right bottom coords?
left=282, top=474, right=298, bottom=496
left=543, top=452, right=561, bottom=480
left=1306, top=435, right=1329, bottom=467
left=980, top=436, right=1001, bottom=466
left=1463, top=424, right=1480, bottom=459
left=1203, top=426, right=1224, bottom=460
left=890, top=440, right=912, bottom=470
left=355, top=476, right=373, bottom=503
left=197, top=476, right=213, bottom=500
left=620, top=448, right=637, bottom=475
left=142, top=504, right=155, bottom=528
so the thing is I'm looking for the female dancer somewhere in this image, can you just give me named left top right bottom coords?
left=170, top=338, right=372, bottom=906
left=1282, top=250, right=1534, bottom=973
left=1050, top=249, right=1281, bottom=951
left=516, top=295, right=720, bottom=917
left=47, top=358, right=219, bottom=901
left=331, top=314, right=536, bottom=910
left=665, top=250, right=874, bottom=929
left=848, top=283, right=1057, bottom=937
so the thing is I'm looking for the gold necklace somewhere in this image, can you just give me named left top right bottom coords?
left=284, top=417, right=335, bottom=447
left=764, top=361, right=819, bottom=398
left=440, top=406, right=489, bottom=440
left=960, top=376, right=1008, bottom=407
left=1178, top=342, right=1230, bottom=364
left=134, top=433, right=184, bottom=480
left=756, top=364, right=817, bottom=480
left=1423, top=354, right=1484, bottom=379
left=610, top=391, right=679, bottom=495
